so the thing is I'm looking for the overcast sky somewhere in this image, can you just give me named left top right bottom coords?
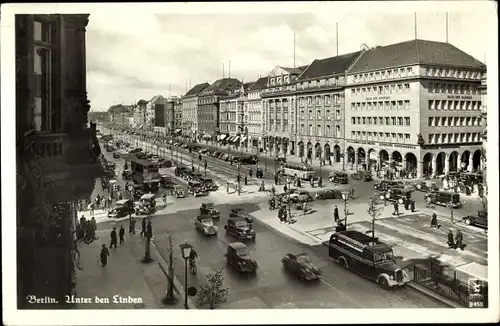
left=79, top=2, right=495, bottom=111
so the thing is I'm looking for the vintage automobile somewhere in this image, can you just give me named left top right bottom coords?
left=315, top=188, right=343, bottom=200
left=379, top=188, right=412, bottom=204
left=108, top=199, right=135, bottom=218
left=329, top=171, right=349, bottom=184
left=414, top=181, right=439, bottom=193
left=174, top=166, right=189, bottom=177
left=281, top=253, right=321, bottom=281
left=188, top=181, right=209, bottom=197
left=373, top=180, right=405, bottom=192
left=351, top=170, right=373, bottom=182
left=200, top=177, right=218, bottom=191
left=195, top=215, right=219, bottom=236
left=200, top=202, right=220, bottom=220
left=463, top=211, right=487, bottom=229
left=427, top=191, right=462, bottom=208
left=229, top=208, right=254, bottom=224
left=289, top=190, right=314, bottom=203
left=188, top=172, right=203, bottom=182
left=172, top=185, right=187, bottom=198
left=224, top=242, right=258, bottom=273
left=160, top=175, right=174, bottom=188
left=224, top=217, right=256, bottom=241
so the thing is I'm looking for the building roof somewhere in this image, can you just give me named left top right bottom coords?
left=299, top=51, right=362, bottom=80
left=349, top=39, right=486, bottom=74
left=248, top=77, right=268, bottom=91
left=185, top=83, right=211, bottom=97
left=199, top=78, right=242, bottom=96
left=149, top=95, right=164, bottom=104
left=280, top=66, right=307, bottom=75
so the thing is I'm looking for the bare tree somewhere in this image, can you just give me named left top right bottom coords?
left=196, top=269, right=229, bottom=309
left=367, top=197, right=384, bottom=245
left=162, top=230, right=177, bottom=305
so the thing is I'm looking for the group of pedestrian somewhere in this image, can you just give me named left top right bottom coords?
left=99, top=217, right=153, bottom=267
left=447, top=228, right=466, bottom=250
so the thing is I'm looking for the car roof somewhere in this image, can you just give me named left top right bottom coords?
left=229, top=216, right=247, bottom=223
left=229, top=242, right=247, bottom=250
left=140, top=194, right=155, bottom=199
left=116, top=199, right=130, bottom=204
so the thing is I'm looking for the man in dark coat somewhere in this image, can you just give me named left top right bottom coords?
left=410, top=199, right=416, bottom=212
left=333, top=205, right=339, bottom=223
left=140, top=218, right=146, bottom=236
left=447, top=230, right=455, bottom=248
left=146, top=220, right=153, bottom=240
left=110, top=227, right=118, bottom=248
left=100, top=244, right=110, bottom=267
left=430, top=213, right=440, bottom=229
left=393, top=202, right=399, bottom=216
left=119, top=225, right=125, bottom=244
left=455, top=230, right=464, bottom=250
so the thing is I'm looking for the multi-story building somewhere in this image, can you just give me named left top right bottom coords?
left=479, top=75, right=487, bottom=191
left=16, top=14, right=104, bottom=308
left=133, top=99, right=148, bottom=131
left=344, top=39, right=486, bottom=177
left=219, top=82, right=253, bottom=149
left=261, top=66, right=307, bottom=157
left=181, top=83, right=210, bottom=140
left=198, top=78, right=242, bottom=141
left=245, top=77, right=268, bottom=152
left=172, top=97, right=183, bottom=134
left=295, top=51, right=362, bottom=164
left=164, top=100, right=175, bottom=135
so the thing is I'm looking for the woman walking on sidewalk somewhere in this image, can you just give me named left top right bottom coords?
left=100, top=244, right=110, bottom=267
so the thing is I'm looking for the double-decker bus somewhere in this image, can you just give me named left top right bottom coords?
left=126, top=155, right=161, bottom=192
left=278, top=163, right=316, bottom=180
left=328, top=230, right=410, bottom=288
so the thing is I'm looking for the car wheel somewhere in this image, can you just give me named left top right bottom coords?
left=378, top=276, right=389, bottom=289
left=464, top=218, right=471, bottom=225
left=338, top=256, right=349, bottom=269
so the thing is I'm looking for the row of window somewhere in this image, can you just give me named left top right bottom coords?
left=350, top=83, right=411, bottom=96
left=298, top=95, right=344, bottom=107
left=351, top=100, right=411, bottom=111
left=268, top=122, right=293, bottom=134
left=352, top=67, right=415, bottom=84
left=269, top=75, right=292, bottom=86
left=428, top=116, right=482, bottom=127
left=425, top=68, right=484, bottom=80
left=298, top=124, right=342, bottom=137
left=296, top=77, right=345, bottom=89
left=429, top=100, right=482, bottom=111
left=428, top=82, right=481, bottom=95
left=351, top=116, right=411, bottom=126
left=351, top=131, right=411, bottom=143
left=297, top=109, right=342, bottom=121
left=428, top=133, right=482, bottom=144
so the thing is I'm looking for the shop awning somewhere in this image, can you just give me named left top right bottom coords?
left=232, top=136, right=240, bottom=143
left=138, top=125, right=144, bottom=130
left=174, top=129, right=182, bottom=134
left=220, top=134, right=227, bottom=140
left=240, top=137, right=247, bottom=143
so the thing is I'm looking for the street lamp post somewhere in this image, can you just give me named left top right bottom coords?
left=179, top=243, right=193, bottom=310
left=342, top=192, right=349, bottom=228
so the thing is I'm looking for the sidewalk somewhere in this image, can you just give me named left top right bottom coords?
left=75, top=229, right=190, bottom=309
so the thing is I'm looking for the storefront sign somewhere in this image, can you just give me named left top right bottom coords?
left=349, top=140, right=416, bottom=150
left=366, top=96, right=391, bottom=101
left=447, top=95, right=473, bottom=100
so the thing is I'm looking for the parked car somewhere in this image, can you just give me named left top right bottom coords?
left=281, top=253, right=321, bottom=281
left=374, top=180, right=405, bottom=192
left=229, top=208, right=254, bottom=223
left=108, top=199, right=135, bottom=218
left=329, top=171, right=349, bottom=184
left=426, top=191, right=462, bottom=208
left=224, top=217, right=256, bottom=241
left=351, top=171, right=373, bottom=182
left=224, top=242, right=258, bottom=273
left=315, top=188, right=343, bottom=200
left=200, top=202, right=220, bottom=220
left=414, top=181, right=439, bottom=193
left=463, top=211, right=487, bottom=229
left=195, top=215, right=218, bottom=236
left=378, top=188, right=412, bottom=204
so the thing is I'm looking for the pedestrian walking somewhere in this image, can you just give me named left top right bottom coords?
left=244, top=175, right=248, bottom=186
left=146, top=220, right=153, bottom=240
left=100, top=244, right=110, bottom=267
left=129, top=216, right=136, bottom=233
left=318, top=177, right=323, bottom=188
left=249, top=169, right=253, bottom=178
left=447, top=229, right=455, bottom=248
left=404, top=197, right=409, bottom=210
left=393, top=202, right=399, bottom=216
left=334, top=205, right=339, bottom=222
left=278, top=206, right=284, bottom=223
left=119, top=226, right=125, bottom=244
left=302, top=201, right=307, bottom=216
left=350, top=187, right=355, bottom=199
left=283, top=184, right=288, bottom=193
left=455, top=230, right=465, bottom=250
left=410, top=199, right=416, bottom=213
left=226, top=182, right=229, bottom=194
left=430, top=213, right=441, bottom=229
left=89, top=202, right=95, bottom=216
left=108, top=195, right=112, bottom=207
left=140, top=218, right=146, bottom=236
left=163, top=193, right=167, bottom=205
left=110, top=227, right=118, bottom=248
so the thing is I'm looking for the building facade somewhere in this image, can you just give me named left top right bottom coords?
left=344, top=39, right=486, bottom=177
left=164, top=101, right=175, bottom=135
left=245, top=77, right=268, bottom=152
left=181, top=83, right=210, bottom=140
left=261, top=66, right=307, bottom=157
left=219, top=82, right=253, bottom=149
left=295, top=51, right=362, bottom=164
left=197, top=78, right=241, bottom=141
left=133, top=99, right=148, bottom=131
left=16, top=14, right=104, bottom=308
left=172, top=97, right=183, bottom=133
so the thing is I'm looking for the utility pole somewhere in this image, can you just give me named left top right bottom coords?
left=445, top=12, right=449, bottom=43
left=414, top=12, right=417, bottom=39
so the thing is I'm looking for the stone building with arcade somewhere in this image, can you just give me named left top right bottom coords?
left=344, top=39, right=486, bottom=177
left=261, top=66, right=307, bottom=158
left=294, top=51, right=362, bottom=165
